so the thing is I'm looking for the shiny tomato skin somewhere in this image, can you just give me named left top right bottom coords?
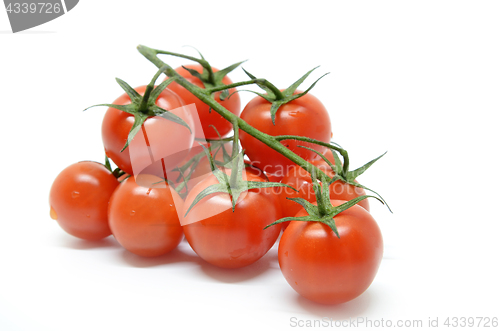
left=102, top=85, right=194, bottom=177
left=279, top=200, right=383, bottom=305
left=167, top=64, right=241, bottom=139
left=239, top=92, right=332, bottom=177
left=49, top=162, right=119, bottom=241
left=182, top=171, right=282, bottom=268
left=108, top=174, right=184, bottom=257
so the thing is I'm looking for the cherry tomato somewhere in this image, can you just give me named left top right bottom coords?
left=182, top=171, right=282, bottom=268
left=49, top=161, right=119, bottom=241
left=102, top=85, right=194, bottom=177
left=108, top=174, right=184, bottom=257
left=239, top=92, right=331, bottom=177
left=167, top=64, right=241, bottom=139
left=279, top=200, right=383, bottom=304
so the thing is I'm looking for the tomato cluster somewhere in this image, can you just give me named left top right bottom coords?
left=49, top=47, right=388, bottom=306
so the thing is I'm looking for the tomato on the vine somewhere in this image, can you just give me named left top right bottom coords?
left=182, top=170, right=282, bottom=268
left=102, top=85, right=194, bottom=177
left=49, top=161, right=119, bottom=241
left=167, top=64, right=241, bottom=139
left=278, top=200, right=383, bottom=305
left=108, top=174, right=184, bottom=257
left=239, top=92, right=332, bottom=178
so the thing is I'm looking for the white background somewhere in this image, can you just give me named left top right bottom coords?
left=1, top=1, right=499, bottom=330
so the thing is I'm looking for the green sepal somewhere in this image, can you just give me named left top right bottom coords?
left=242, top=68, right=276, bottom=100
left=148, top=77, right=176, bottom=105
left=320, top=216, right=340, bottom=238
left=346, top=180, right=393, bottom=213
left=122, top=113, right=148, bottom=152
left=183, top=183, right=227, bottom=217
left=150, top=105, right=192, bottom=133
left=282, top=66, right=319, bottom=96
left=84, top=103, right=137, bottom=114
left=294, top=144, right=391, bottom=213
left=181, top=65, right=204, bottom=81
left=346, top=151, right=387, bottom=182
left=115, top=78, right=142, bottom=103
left=286, top=197, right=318, bottom=215
left=264, top=215, right=318, bottom=230
left=215, top=60, right=247, bottom=83
left=331, top=149, right=343, bottom=174
left=267, top=194, right=382, bottom=238
left=214, top=60, right=247, bottom=99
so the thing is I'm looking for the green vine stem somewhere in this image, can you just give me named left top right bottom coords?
left=137, top=45, right=331, bottom=184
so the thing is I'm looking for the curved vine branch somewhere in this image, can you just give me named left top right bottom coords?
left=137, top=45, right=331, bottom=183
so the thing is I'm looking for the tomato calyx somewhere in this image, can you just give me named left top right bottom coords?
left=299, top=144, right=392, bottom=213
left=242, top=67, right=329, bottom=124
left=85, top=66, right=192, bottom=152
left=153, top=48, right=245, bottom=100
left=272, top=134, right=392, bottom=213
left=265, top=171, right=382, bottom=237
left=184, top=148, right=296, bottom=216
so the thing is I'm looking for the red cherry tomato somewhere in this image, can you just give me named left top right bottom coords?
left=49, top=161, right=119, bottom=241
left=108, top=174, right=184, bottom=257
left=239, top=92, right=332, bottom=177
left=102, top=85, right=194, bottom=177
left=279, top=200, right=383, bottom=305
left=167, top=64, right=241, bottom=139
left=182, top=171, right=282, bottom=268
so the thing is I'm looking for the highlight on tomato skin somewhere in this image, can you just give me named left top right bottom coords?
left=278, top=200, right=383, bottom=305
left=181, top=170, right=282, bottom=269
left=49, top=161, right=119, bottom=241
left=108, top=174, right=184, bottom=257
